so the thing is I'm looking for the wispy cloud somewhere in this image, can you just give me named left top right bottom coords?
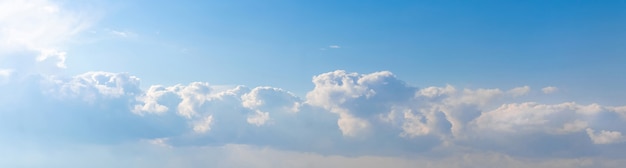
left=320, top=45, right=342, bottom=50
left=542, top=86, right=558, bottom=94
left=108, top=29, right=137, bottom=38
left=0, top=0, right=92, bottom=50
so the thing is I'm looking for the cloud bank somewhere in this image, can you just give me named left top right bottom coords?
left=2, top=69, right=626, bottom=158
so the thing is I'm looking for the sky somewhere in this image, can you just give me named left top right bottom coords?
left=1, top=0, right=626, bottom=167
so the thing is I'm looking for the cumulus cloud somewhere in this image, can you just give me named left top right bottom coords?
left=2, top=69, right=626, bottom=162
left=241, top=86, right=301, bottom=114
left=133, top=85, right=178, bottom=115
left=2, top=0, right=625, bottom=165
left=193, top=115, right=214, bottom=133
left=306, top=70, right=417, bottom=136
left=399, top=109, right=431, bottom=137
left=470, top=101, right=626, bottom=145
left=43, top=71, right=141, bottom=102
left=556, top=120, right=589, bottom=134
left=247, top=111, right=270, bottom=126
left=586, top=128, right=624, bottom=144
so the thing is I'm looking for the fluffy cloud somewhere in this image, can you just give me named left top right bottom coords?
left=469, top=101, right=626, bottom=155
left=2, top=0, right=625, bottom=166
left=241, top=86, right=301, bottom=126
left=35, top=48, right=67, bottom=68
left=44, top=71, right=141, bottom=101
left=586, top=128, right=624, bottom=144
left=473, top=102, right=597, bottom=133
left=2, top=69, right=626, bottom=162
left=306, top=70, right=417, bottom=136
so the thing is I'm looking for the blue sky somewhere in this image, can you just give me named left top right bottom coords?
left=1, top=0, right=626, bottom=167
left=64, top=0, right=626, bottom=99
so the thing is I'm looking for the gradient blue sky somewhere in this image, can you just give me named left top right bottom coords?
left=64, top=0, right=626, bottom=101
left=1, top=0, right=626, bottom=167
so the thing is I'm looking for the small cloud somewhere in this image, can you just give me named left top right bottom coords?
left=36, top=49, right=67, bottom=69
left=108, top=29, right=137, bottom=38
left=0, top=69, right=13, bottom=84
left=320, top=45, right=341, bottom=51
left=542, top=86, right=558, bottom=94
left=145, top=138, right=171, bottom=148
left=507, top=86, right=530, bottom=97
left=0, top=69, right=13, bottom=77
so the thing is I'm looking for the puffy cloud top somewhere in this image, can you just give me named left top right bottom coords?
left=1, top=69, right=626, bottom=159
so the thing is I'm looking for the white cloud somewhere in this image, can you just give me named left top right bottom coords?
left=0, top=0, right=96, bottom=77
left=193, top=115, right=214, bottom=133
left=133, top=85, right=178, bottom=115
left=453, top=88, right=503, bottom=107
left=145, top=138, right=171, bottom=148
left=2, top=69, right=626, bottom=161
left=305, top=70, right=416, bottom=136
left=0, top=69, right=12, bottom=76
left=0, top=0, right=92, bottom=54
left=542, top=86, right=558, bottom=94
left=0, top=1, right=622, bottom=162
left=320, top=45, right=341, bottom=50
left=472, top=102, right=613, bottom=133
left=555, top=120, right=588, bottom=134
left=610, top=106, right=626, bottom=120
left=413, top=85, right=510, bottom=138
left=400, top=109, right=431, bottom=137
left=0, top=69, right=13, bottom=83
left=337, top=113, right=370, bottom=137
left=416, top=85, right=456, bottom=98
left=507, top=86, right=530, bottom=97
left=175, top=82, right=213, bottom=118
left=247, top=110, right=270, bottom=126
left=36, top=49, right=67, bottom=68
left=586, top=128, right=624, bottom=145
left=108, top=29, right=137, bottom=38
left=42, top=71, right=141, bottom=103
left=241, top=86, right=301, bottom=113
